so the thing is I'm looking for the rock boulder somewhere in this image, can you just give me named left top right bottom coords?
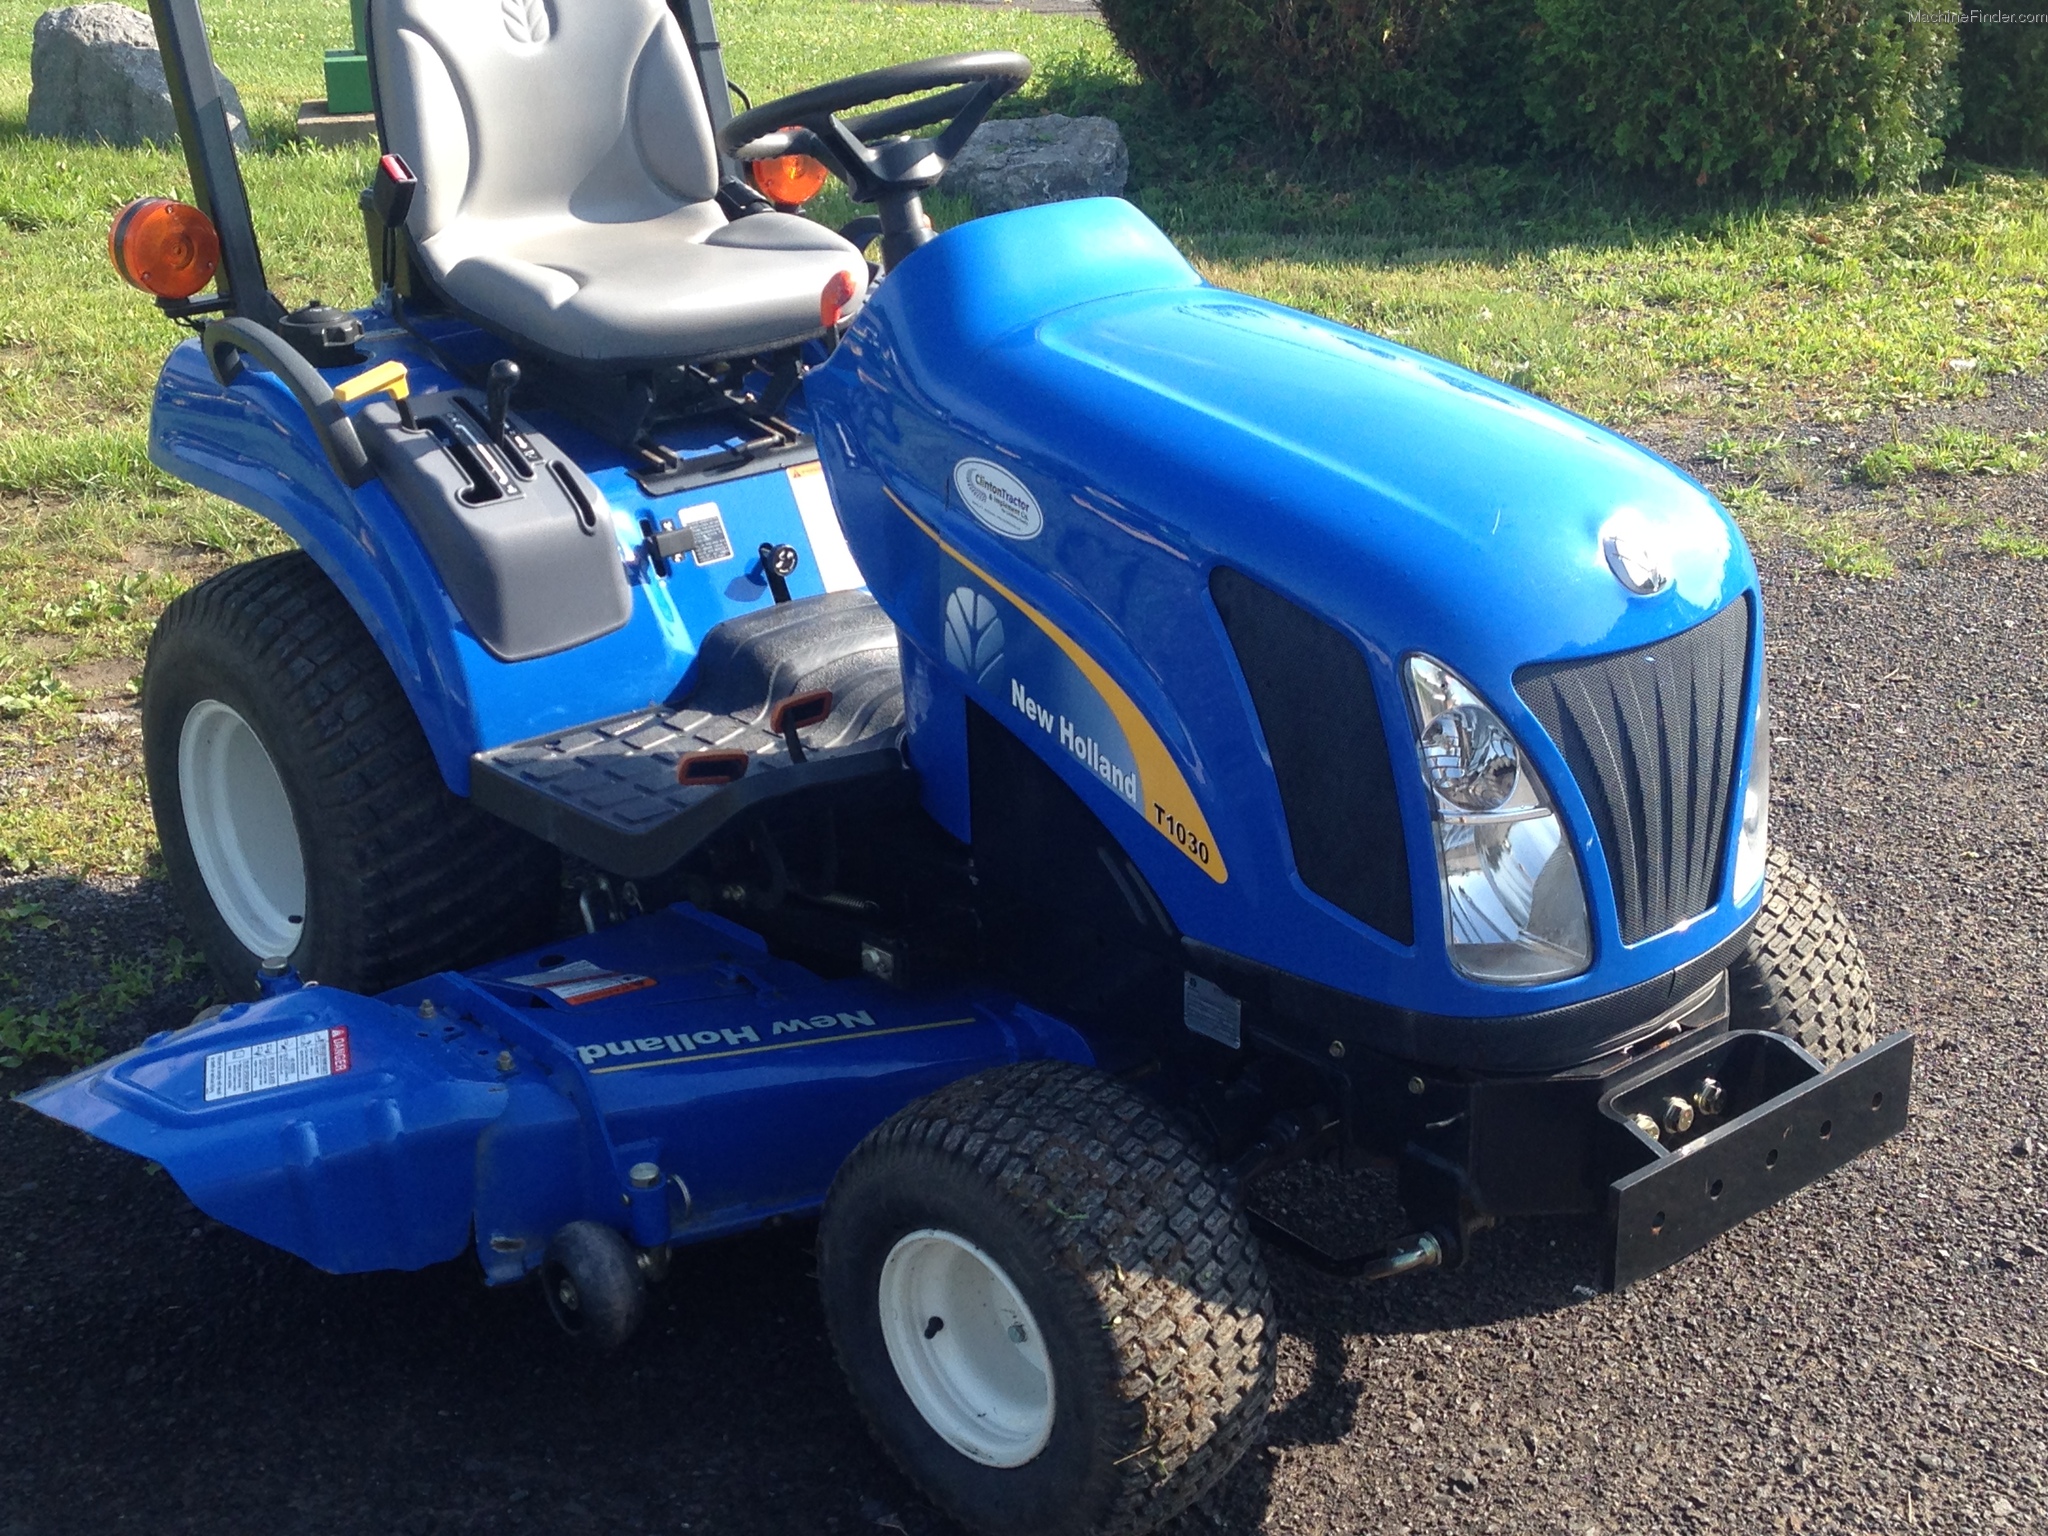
left=940, top=114, right=1129, bottom=215
left=27, top=3, right=250, bottom=150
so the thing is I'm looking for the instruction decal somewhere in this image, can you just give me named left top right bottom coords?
left=890, top=488, right=1226, bottom=882
left=505, top=958, right=658, bottom=1005
left=203, top=1027, right=351, bottom=1102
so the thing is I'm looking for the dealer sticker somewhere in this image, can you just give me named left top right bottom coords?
left=504, top=958, right=657, bottom=1005
left=203, top=1027, right=351, bottom=1103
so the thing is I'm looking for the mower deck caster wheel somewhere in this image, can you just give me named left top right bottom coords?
left=541, top=1222, right=646, bottom=1352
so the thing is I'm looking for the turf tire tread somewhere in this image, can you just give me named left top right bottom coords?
left=146, top=551, right=558, bottom=992
left=1727, top=845, right=1879, bottom=1064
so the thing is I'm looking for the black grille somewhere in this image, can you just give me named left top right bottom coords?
left=1516, top=598, right=1751, bottom=945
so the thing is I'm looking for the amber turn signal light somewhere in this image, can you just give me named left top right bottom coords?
left=749, top=143, right=832, bottom=209
left=108, top=197, right=221, bottom=300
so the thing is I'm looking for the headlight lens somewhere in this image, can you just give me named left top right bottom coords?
left=1732, top=659, right=1769, bottom=903
left=1406, top=657, right=1591, bottom=985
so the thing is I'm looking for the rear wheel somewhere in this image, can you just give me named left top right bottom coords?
left=819, top=1060, right=1275, bottom=1536
left=143, top=551, right=560, bottom=995
left=1727, top=846, right=1878, bottom=1063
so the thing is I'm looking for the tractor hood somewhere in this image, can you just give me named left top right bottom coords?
left=808, top=199, right=1763, bottom=1027
left=842, top=198, right=1750, bottom=679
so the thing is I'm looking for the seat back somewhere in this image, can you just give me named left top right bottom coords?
left=372, top=0, right=720, bottom=249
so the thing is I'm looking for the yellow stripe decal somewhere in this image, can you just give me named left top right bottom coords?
left=888, top=487, right=1226, bottom=883
left=589, top=1016, right=979, bottom=1074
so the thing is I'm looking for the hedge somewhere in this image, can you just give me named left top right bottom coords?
left=1096, top=0, right=1961, bottom=187
left=1952, top=20, right=2048, bottom=167
left=1528, top=0, right=1957, bottom=188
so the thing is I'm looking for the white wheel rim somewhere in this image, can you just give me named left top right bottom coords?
left=178, top=698, right=307, bottom=961
left=878, top=1229, right=1055, bottom=1467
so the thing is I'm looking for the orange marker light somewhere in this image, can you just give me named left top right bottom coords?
left=820, top=268, right=862, bottom=328
left=108, top=198, right=221, bottom=300
left=749, top=142, right=832, bottom=209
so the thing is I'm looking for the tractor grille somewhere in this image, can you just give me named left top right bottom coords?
left=1515, top=597, right=1751, bottom=945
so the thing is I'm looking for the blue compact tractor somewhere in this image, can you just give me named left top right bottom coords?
left=24, top=0, right=1914, bottom=1529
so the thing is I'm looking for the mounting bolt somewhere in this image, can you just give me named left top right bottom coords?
left=496, top=1050, right=515, bottom=1074
left=1327, top=1040, right=1346, bottom=1059
left=1407, top=1076, right=1426, bottom=1096
left=1659, top=1096, right=1696, bottom=1136
left=1693, top=1077, right=1727, bottom=1117
left=1632, top=1112, right=1662, bottom=1140
left=628, top=1161, right=662, bottom=1190
left=417, top=998, right=436, bottom=1020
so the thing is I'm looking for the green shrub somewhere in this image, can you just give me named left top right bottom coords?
left=1097, top=0, right=1958, bottom=186
left=1952, top=20, right=2048, bottom=167
left=1094, top=0, right=1225, bottom=105
left=1527, top=0, right=1957, bottom=188
left=1198, top=0, right=1540, bottom=154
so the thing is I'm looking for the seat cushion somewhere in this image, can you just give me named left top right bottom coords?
left=425, top=206, right=867, bottom=365
left=374, top=0, right=867, bottom=366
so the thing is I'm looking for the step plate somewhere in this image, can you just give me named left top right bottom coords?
left=472, top=668, right=906, bottom=877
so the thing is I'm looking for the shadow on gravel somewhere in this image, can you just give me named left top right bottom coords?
left=0, top=874, right=216, bottom=1079
left=1161, top=1163, right=1608, bottom=1530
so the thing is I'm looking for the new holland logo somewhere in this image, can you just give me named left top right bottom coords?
left=1600, top=509, right=1674, bottom=596
left=501, top=0, right=550, bottom=44
left=943, top=587, right=1005, bottom=685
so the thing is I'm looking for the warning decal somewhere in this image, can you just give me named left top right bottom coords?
left=504, top=958, right=658, bottom=1006
left=203, top=1027, right=351, bottom=1103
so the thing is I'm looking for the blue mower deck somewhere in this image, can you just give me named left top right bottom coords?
left=23, top=904, right=1091, bottom=1281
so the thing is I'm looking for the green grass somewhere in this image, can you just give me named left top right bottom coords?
left=1857, top=425, right=2042, bottom=484
left=0, top=895, right=202, bottom=1066
left=1, top=0, right=2047, bottom=881
left=1979, top=520, right=2048, bottom=558
left=1717, top=483, right=1899, bottom=579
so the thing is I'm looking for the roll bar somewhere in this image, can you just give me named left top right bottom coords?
left=145, top=0, right=282, bottom=326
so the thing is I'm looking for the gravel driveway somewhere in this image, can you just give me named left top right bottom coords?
left=2, top=540, right=2043, bottom=1536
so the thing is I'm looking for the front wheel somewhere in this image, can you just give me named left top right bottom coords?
left=819, top=1060, right=1275, bottom=1536
left=143, top=552, right=560, bottom=995
left=1727, top=846, right=1879, bottom=1063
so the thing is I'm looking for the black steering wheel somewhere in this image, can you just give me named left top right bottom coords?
left=718, top=52, right=1032, bottom=269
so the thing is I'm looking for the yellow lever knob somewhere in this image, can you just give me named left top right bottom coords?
left=332, top=358, right=410, bottom=406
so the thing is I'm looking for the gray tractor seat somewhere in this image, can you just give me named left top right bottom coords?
left=372, top=0, right=868, bottom=367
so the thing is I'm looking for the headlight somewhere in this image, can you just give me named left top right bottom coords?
left=1405, top=657, right=1591, bottom=985
left=1732, top=659, right=1769, bottom=903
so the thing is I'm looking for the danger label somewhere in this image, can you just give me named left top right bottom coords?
left=504, top=958, right=657, bottom=1006
left=203, top=1027, right=351, bottom=1103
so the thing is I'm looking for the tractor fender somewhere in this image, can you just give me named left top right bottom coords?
left=150, top=337, right=485, bottom=793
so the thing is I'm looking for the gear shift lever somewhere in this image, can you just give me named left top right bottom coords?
left=486, top=359, right=519, bottom=449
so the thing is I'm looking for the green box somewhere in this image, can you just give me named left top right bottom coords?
left=323, top=50, right=372, bottom=115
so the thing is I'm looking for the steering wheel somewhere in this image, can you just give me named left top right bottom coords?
left=718, top=52, right=1032, bottom=269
